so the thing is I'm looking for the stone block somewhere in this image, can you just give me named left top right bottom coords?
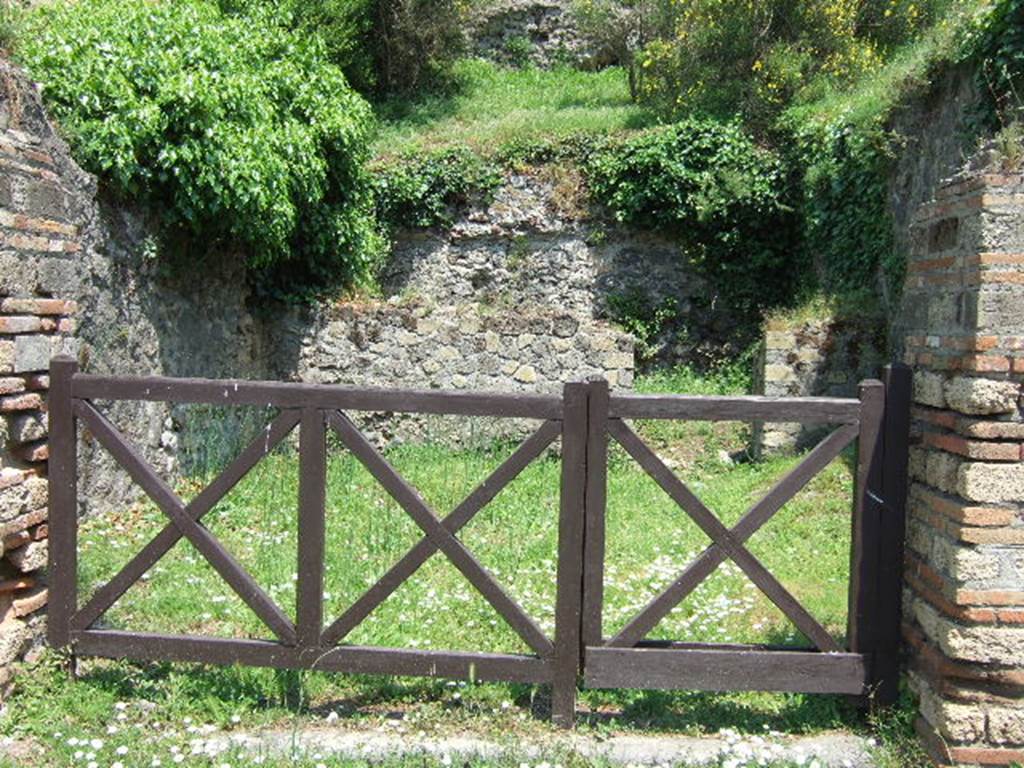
left=7, top=412, right=46, bottom=444
left=13, top=335, right=51, bottom=374
left=990, top=706, right=1024, bottom=745
left=944, top=376, right=1020, bottom=415
left=926, top=450, right=962, bottom=494
left=0, top=476, right=47, bottom=524
left=0, top=340, right=13, bottom=374
left=0, top=617, right=29, bottom=666
left=920, top=688, right=986, bottom=742
left=958, top=462, right=1024, bottom=503
left=914, top=370, right=947, bottom=408
left=6, top=539, right=46, bottom=572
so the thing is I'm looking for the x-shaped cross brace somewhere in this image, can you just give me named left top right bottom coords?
left=71, top=402, right=300, bottom=643
left=605, top=419, right=860, bottom=652
left=322, top=411, right=558, bottom=657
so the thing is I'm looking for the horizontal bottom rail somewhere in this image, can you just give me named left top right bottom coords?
left=584, top=647, right=868, bottom=694
left=72, top=631, right=551, bottom=684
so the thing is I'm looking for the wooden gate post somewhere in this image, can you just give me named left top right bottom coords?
left=847, top=366, right=912, bottom=707
left=581, top=377, right=609, bottom=648
left=48, top=355, right=79, bottom=650
left=872, top=363, right=912, bottom=705
left=847, top=379, right=885, bottom=681
left=552, top=381, right=589, bottom=727
left=297, top=408, right=327, bottom=658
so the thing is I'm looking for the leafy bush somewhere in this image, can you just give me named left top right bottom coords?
left=585, top=119, right=802, bottom=314
left=616, top=0, right=944, bottom=126
left=18, top=0, right=382, bottom=291
left=373, top=148, right=502, bottom=228
left=218, top=0, right=377, bottom=92
left=219, top=0, right=464, bottom=95
left=972, top=0, right=1024, bottom=124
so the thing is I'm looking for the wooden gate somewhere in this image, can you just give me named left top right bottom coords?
left=578, top=366, right=911, bottom=705
left=47, top=357, right=911, bottom=725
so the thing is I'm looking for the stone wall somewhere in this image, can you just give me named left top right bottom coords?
left=467, top=0, right=590, bottom=68
left=899, top=170, right=1024, bottom=766
left=752, top=311, right=886, bottom=455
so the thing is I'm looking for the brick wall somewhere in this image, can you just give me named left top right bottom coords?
left=0, top=122, right=82, bottom=689
left=900, top=171, right=1024, bottom=766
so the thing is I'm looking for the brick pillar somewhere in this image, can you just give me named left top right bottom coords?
left=901, top=171, right=1024, bottom=766
left=0, top=122, right=82, bottom=691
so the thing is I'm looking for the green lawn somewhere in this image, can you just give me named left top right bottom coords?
left=0, top=369, right=927, bottom=767
left=372, top=59, right=660, bottom=158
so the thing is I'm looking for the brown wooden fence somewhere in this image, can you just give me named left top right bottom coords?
left=47, top=357, right=911, bottom=726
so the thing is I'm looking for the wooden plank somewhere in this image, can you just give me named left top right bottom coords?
left=47, top=356, right=78, bottom=649
left=327, top=411, right=554, bottom=657
left=320, top=420, right=561, bottom=646
left=608, top=418, right=842, bottom=652
left=581, top=378, right=609, bottom=647
left=71, top=630, right=550, bottom=684
left=873, top=366, right=912, bottom=705
left=74, top=401, right=297, bottom=645
left=608, top=394, right=861, bottom=423
left=71, top=410, right=300, bottom=631
left=584, top=647, right=868, bottom=694
left=552, top=382, right=588, bottom=728
left=72, top=374, right=563, bottom=419
left=297, top=409, right=326, bottom=652
left=847, top=381, right=885, bottom=657
left=608, top=423, right=859, bottom=648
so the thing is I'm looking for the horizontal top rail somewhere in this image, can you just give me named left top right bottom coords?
left=70, top=373, right=565, bottom=419
left=608, top=393, right=864, bottom=423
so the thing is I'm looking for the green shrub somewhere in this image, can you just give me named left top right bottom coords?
left=585, top=119, right=803, bottom=315
left=373, top=147, right=502, bottom=228
left=630, top=0, right=945, bottom=126
left=219, top=0, right=464, bottom=96
left=218, top=0, right=377, bottom=93
left=18, top=0, right=381, bottom=292
left=972, top=0, right=1024, bottom=124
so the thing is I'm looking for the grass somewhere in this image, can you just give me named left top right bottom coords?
left=0, top=366, right=928, bottom=766
left=371, top=59, right=660, bottom=158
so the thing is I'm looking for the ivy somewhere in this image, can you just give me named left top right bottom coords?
left=17, top=0, right=382, bottom=293
left=583, top=119, right=804, bottom=316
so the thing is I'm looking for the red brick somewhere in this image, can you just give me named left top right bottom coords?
left=0, top=393, right=43, bottom=413
left=11, top=587, right=46, bottom=618
left=57, top=317, right=76, bottom=333
left=0, top=508, right=48, bottom=539
left=962, top=354, right=1011, bottom=372
left=38, top=318, right=57, bottom=332
left=922, top=432, right=1021, bottom=461
left=955, top=589, right=1024, bottom=607
left=0, top=577, right=35, bottom=594
left=914, top=485, right=1017, bottom=527
left=1013, top=358, right=1024, bottom=374
left=0, top=316, right=42, bottom=335
left=0, top=298, right=71, bottom=316
left=949, top=745, right=1024, bottom=766
left=956, top=526, right=1024, bottom=545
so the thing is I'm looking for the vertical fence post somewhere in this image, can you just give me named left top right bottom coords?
left=48, top=355, right=78, bottom=650
left=847, top=379, right=885, bottom=675
left=581, top=377, right=608, bottom=648
left=872, top=363, right=912, bottom=705
left=552, top=382, right=588, bottom=728
left=297, top=408, right=327, bottom=656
